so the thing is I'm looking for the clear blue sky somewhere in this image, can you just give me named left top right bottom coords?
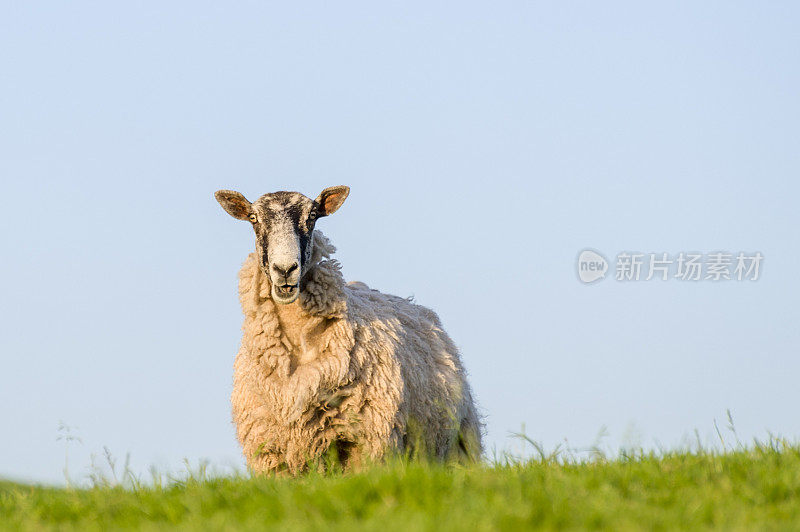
left=1, top=2, right=798, bottom=483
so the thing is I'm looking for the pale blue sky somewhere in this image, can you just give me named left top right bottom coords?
left=1, top=2, right=798, bottom=483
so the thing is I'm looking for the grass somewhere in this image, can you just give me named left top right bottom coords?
left=4, top=441, right=800, bottom=530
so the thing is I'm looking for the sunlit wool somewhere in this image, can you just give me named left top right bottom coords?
left=231, top=231, right=483, bottom=474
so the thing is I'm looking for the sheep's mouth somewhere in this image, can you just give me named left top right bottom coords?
left=273, top=283, right=299, bottom=303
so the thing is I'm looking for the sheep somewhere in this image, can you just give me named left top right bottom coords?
left=215, top=186, right=483, bottom=474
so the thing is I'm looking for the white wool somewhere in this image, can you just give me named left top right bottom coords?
left=230, top=231, right=483, bottom=474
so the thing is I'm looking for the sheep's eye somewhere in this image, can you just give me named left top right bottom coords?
left=249, top=214, right=257, bottom=223
left=308, top=211, right=317, bottom=222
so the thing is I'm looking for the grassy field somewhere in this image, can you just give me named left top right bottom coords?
left=3, top=443, right=800, bottom=530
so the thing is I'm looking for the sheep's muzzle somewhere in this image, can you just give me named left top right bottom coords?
left=273, top=283, right=299, bottom=304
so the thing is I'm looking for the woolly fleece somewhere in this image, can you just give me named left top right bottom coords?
left=231, top=231, right=482, bottom=474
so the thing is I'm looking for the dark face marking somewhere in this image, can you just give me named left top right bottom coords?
left=250, top=191, right=318, bottom=282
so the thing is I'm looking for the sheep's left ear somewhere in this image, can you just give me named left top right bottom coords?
left=315, top=186, right=350, bottom=217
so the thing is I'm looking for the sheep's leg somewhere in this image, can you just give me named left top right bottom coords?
left=455, top=417, right=482, bottom=463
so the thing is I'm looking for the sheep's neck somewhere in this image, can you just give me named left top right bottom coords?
left=273, top=299, right=326, bottom=367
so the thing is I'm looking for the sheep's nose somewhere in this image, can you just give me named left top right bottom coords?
left=272, top=262, right=299, bottom=278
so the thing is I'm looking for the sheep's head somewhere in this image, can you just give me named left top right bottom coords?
left=215, top=186, right=350, bottom=304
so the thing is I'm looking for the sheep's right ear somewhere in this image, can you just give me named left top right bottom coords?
left=215, top=190, right=252, bottom=221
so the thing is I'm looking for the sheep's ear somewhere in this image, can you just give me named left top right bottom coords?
left=215, top=190, right=252, bottom=221
left=315, top=186, right=350, bottom=217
